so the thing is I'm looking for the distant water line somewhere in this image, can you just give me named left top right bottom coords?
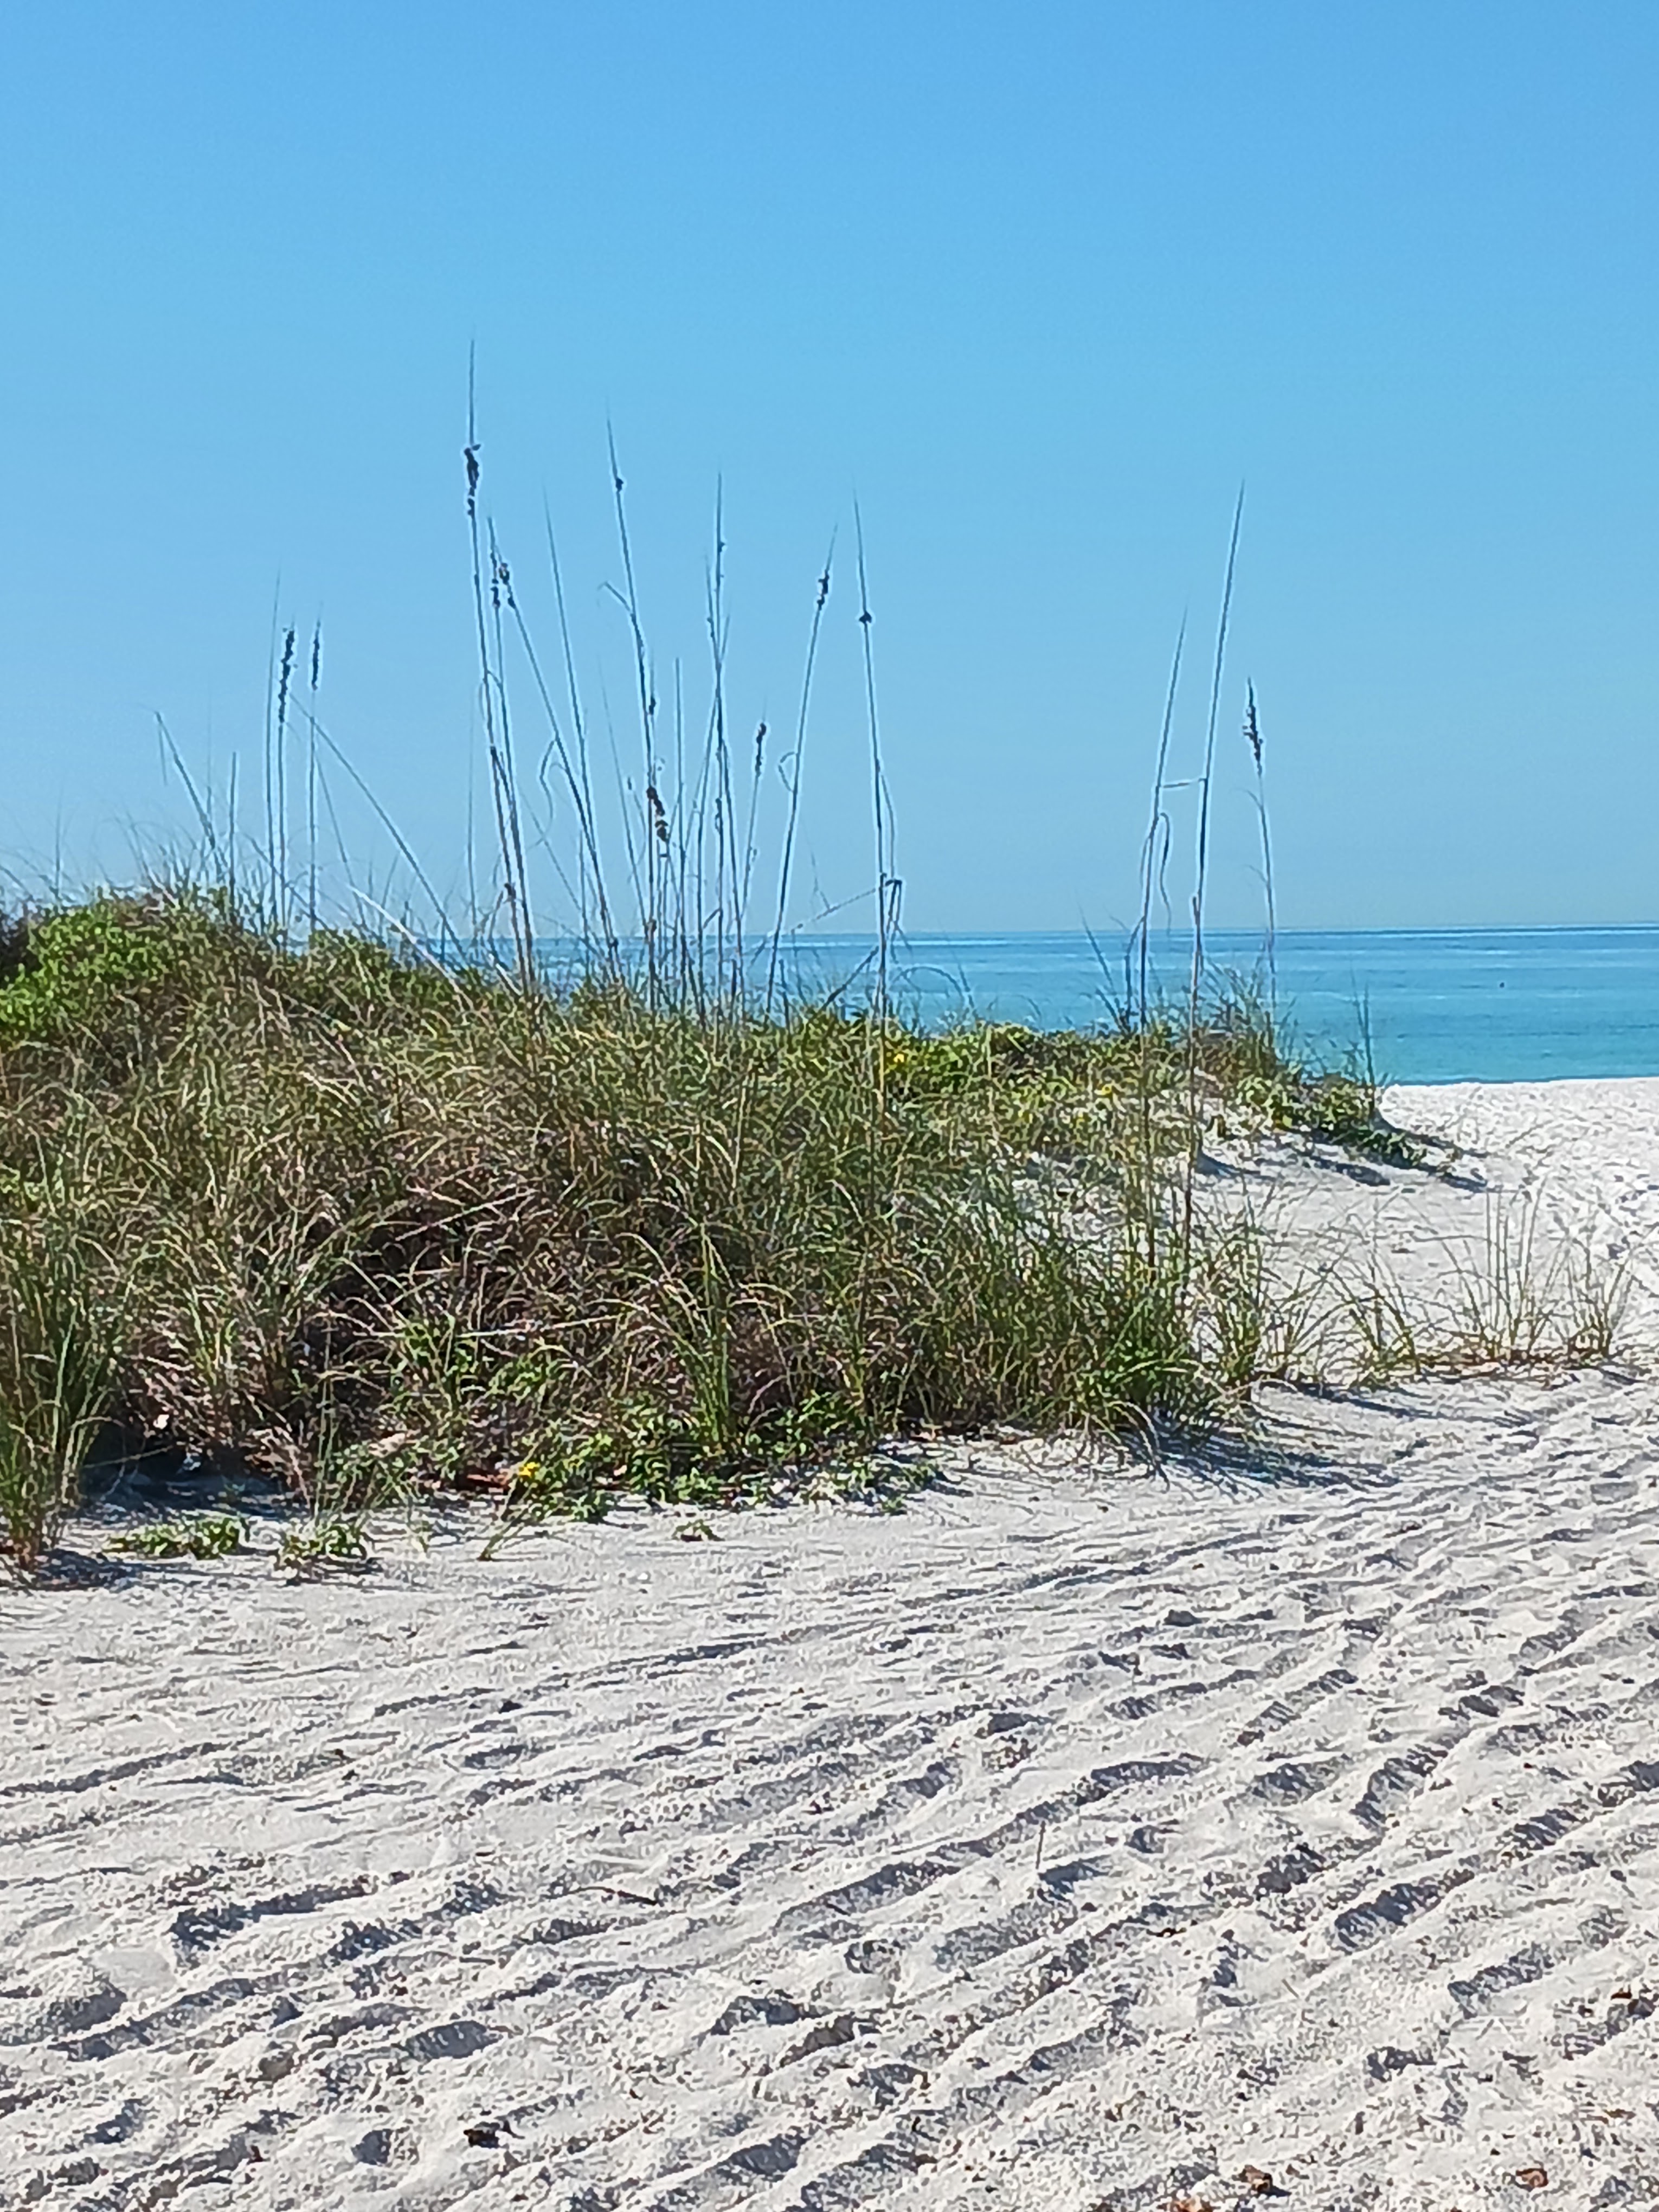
left=495, top=926, right=1659, bottom=1086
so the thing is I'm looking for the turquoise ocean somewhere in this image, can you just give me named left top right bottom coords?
left=768, top=928, right=1659, bottom=1085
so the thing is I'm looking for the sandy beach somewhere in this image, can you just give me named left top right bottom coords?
left=7, top=1081, right=1659, bottom=2211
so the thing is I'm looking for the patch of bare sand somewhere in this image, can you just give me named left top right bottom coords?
left=6, top=1082, right=1659, bottom=2210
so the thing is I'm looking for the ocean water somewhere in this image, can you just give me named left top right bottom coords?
left=769, top=928, right=1659, bottom=1085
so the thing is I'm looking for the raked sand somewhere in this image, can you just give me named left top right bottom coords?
left=8, top=1082, right=1659, bottom=2211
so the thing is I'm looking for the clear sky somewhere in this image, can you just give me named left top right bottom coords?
left=2, top=2, right=1656, bottom=934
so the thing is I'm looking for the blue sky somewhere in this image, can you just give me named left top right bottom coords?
left=1, top=2, right=1655, bottom=933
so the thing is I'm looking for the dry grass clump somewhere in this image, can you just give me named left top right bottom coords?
left=0, top=889, right=1351, bottom=1575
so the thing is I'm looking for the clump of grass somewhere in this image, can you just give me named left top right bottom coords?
left=0, top=889, right=1342, bottom=1572
left=0, top=887, right=1623, bottom=1575
left=0, top=1219, right=121, bottom=1579
left=1328, top=1188, right=1631, bottom=1385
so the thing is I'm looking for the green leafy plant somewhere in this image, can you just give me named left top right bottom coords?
left=111, top=1511, right=247, bottom=1560
left=274, top=1516, right=371, bottom=1575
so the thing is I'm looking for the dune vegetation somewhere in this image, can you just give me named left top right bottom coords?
left=0, top=468, right=1488, bottom=1581
left=0, top=886, right=1412, bottom=1578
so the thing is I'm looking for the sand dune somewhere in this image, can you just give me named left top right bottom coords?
left=1386, top=1079, right=1659, bottom=1338
left=1204, top=1077, right=1659, bottom=1365
left=7, top=1082, right=1659, bottom=2210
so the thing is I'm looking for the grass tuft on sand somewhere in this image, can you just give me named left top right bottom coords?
left=0, top=887, right=1408, bottom=1577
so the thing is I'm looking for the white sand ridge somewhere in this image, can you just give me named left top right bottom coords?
left=5, top=1081, right=1659, bottom=2209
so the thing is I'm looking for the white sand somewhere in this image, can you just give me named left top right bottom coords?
left=1384, top=1079, right=1659, bottom=1336
left=1207, top=1077, right=1659, bottom=1362
left=7, top=1082, right=1659, bottom=2210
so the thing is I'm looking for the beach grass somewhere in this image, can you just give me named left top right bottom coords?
left=0, top=886, right=1414, bottom=1578
left=0, top=465, right=1593, bottom=1580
